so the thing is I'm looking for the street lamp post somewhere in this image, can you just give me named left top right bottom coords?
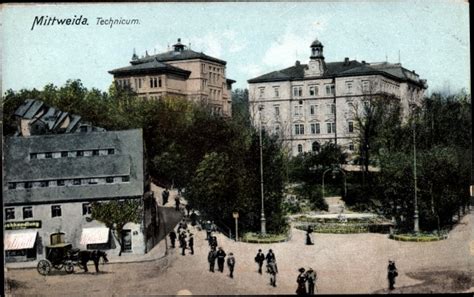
left=412, top=105, right=420, bottom=233
left=259, top=105, right=266, bottom=235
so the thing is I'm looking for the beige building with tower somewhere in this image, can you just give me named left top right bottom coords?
left=109, top=38, right=235, bottom=116
left=248, top=39, right=427, bottom=157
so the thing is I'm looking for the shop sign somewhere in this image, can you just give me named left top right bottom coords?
left=5, top=220, right=42, bottom=230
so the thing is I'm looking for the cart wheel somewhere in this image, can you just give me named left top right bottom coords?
left=37, top=260, right=51, bottom=275
left=65, top=262, right=74, bottom=274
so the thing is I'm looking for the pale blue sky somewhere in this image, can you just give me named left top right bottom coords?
left=2, top=2, right=470, bottom=95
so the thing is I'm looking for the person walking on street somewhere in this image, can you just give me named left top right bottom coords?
left=178, top=231, right=186, bottom=248
left=387, top=260, right=398, bottom=290
left=208, top=248, right=217, bottom=272
left=210, top=236, right=218, bottom=251
left=162, top=188, right=170, bottom=206
left=185, top=204, right=191, bottom=217
left=190, top=211, right=198, bottom=226
left=255, top=249, right=265, bottom=274
left=296, top=267, right=308, bottom=295
left=180, top=234, right=187, bottom=256
left=227, top=252, right=235, bottom=278
left=188, top=233, right=194, bottom=255
left=267, top=260, right=278, bottom=287
left=306, top=225, right=314, bottom=245
left=306, top=267, right=317, bottom=295
left=265, top=249, right=276, bottom=272
left=175, top=196, right=180, bottom=211
left=216, top=247, right=227, bottom=273
left=169, top=230, right=177, bottom=248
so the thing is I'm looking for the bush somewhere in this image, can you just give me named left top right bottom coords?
left=293, top=184, right=328, bottom=212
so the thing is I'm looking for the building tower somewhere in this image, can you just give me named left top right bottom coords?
left=305, top=39, right=327, bottom=77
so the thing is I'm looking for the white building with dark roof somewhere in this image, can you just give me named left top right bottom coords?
left=109, top=38, right=236, bottom=116
left=248, top=39, right=427, bottom=156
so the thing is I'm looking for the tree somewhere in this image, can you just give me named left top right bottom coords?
left=91, top=199, right=142, bottom=256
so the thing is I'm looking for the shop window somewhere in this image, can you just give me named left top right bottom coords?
left=40, top=181, right=49, bottom=188
left=108, top=149, right=115, bottom=155
left=8, top=183, right=16, bottom=190
left=106, top=177, right=114, bottom=184
left=45, top=152, right=52, bottom=159
left=23, top=207, right=33, bottom=219
left=50, top=232, right=65, bottom=245
left=24, top=182, right=32, bottom=189
left=51, top=205, right=62, bottom=218
left=61, top=151, right=68, bottom=158
left=92, top=150, right=99, bottom=156
left=30, top=153, right=37, bottom=159
left=57, top=180, right=65, bottom=186
left=77, top=150, right=84, bottom=157
left=122, top=176, right=130, bottom=182
left=73, top=179, right=81, bottom=186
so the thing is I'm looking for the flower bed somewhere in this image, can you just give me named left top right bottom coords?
left=293, top=216, right=393, bottom=234
left=389, top=232, right=448, bottom=242
left=241, top=232, right=291, bottom=244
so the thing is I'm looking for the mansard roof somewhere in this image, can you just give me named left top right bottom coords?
left=108, top=58, right=191, bottom=78
left=4, top=129, right=144, bottom=205
left=248, top=60, right=426, bottom=87
left=132, top=49, right=227, bottom=65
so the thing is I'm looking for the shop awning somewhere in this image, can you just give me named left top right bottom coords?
left=4, top=230, right=38, bottom=250
left=80, top=227, right=110, bottom=245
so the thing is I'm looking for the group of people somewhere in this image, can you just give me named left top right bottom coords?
left=254, top=249, right=278, bottom=287
left=207, top=246, right=236, bottom=278
left=169, top=220, right=194, bottom=256
left=296, top=267, right=318, bottom=295
left=161, top=187, right=184, bottom=213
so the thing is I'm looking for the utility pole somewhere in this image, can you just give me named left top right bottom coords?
left=259, top=105, right=266, bottom=235
left=413, top=108, right=420, bottom=233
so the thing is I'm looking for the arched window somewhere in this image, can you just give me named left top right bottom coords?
left=312, top=141, right=320, bottom=153
left=297, top=144, right=303, bottom=154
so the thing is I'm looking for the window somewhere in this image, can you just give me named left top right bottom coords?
left=294, top=124, right=305, bottom=135
left=73, top=179, right=81, bottom=186
left=122, top=176, right=130, bottom=182
left=158, top=78, right=162, bottom=88
left=349, top=143, right=355, bottom=151
left=294, top=105, right=303, bottom=116
left=82, top=203, right=92, bottom=215
left=61, top=151, right=68, bottom=158
left=326, top=84, right=335, bottom=95
left=57, top=180, right=65, bottom=186
left=138, top=79, right=142, bottom=89
left=88, top=178, right=99, bottom=184
left=293, top=86, right=303, bottom=97
left=92, top=150, right=99, bottom=156
left=327, top=122, right=336, bottom=133
left=23, top=207, right=33, bottom=219
left=274, top=105, right=280, bottom=116
left=274, top=87, right=280, bottom=98
left=346, top=81, right=353, bottom=94
left=5, top=208, right=15, bottom=220
left=107, top=149, right=115, bottom=155
left=106, top=177, right=114, bottom=184
left=329, top=104, right=336, bottom=114
left=362, top=80, right=370, bottom=92
left=297, top=144, right=303, bottom=153
left=24, top=182, right=32, bottom=189
left=309, top=86, right=318, bottom=96
left=51, top=205, right=62, bottom=217
left=311, top=123, right=320, bottom=134
left=259, top=88, right=265, bottom=98
left=149, top=78, right=153, bottom=88
left=76, top=150, right=84, bottom=157
left=312, top=141, right=321, bottom=152
left=30, top=153, right=37, bottom=159
left=50, top=232, right=65, bottom=245
left=45, top=152, right=52, bottom=159
left=348, top=121, right=354, bottom=133
left=40, top=181, right=49, bottom=188
left=310, top=105, right=317, bottom=115
left=8, top=183, right=16, bottom=190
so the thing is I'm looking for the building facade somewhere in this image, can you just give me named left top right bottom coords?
left=248, top=39, right=427, bottom=156
left=109, top=38, right=235, bottom=116
left=3, top=100, right=161, bottom=262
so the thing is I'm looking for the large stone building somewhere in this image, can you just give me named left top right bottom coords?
left=3, top=100, right=167, bottom=262
left=248, top=39, right=427, bottom=156
left=109, top=38, right=235, bottom=116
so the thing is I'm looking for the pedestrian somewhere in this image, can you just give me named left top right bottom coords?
left=185, top=204, right=191, bottom=217
left=227, top=252, right=235, bottom=278
left=190, top=211, right=198, bottom=226
left=162, top=188, right=170, bottom=206
left=306, top=225, right=314, bottom=245
left=267, top=260, right=278, bottom=287
left=306, top=267, right=317, bottom=295
left=387, top=260, right=398, bottom=290
left=175, top=196, right=180, bottom=211
left=169, top=230, right=177, bottom=248
left=188, top=233, right=194, bottom=255
left=180, top=234, right=187, bottom=256
left=211, top=221, right=217, bottom=232
left=254, top=249, right=265, bottom=274
left=208, top=248, right=217, bottom=272
left=216, top=247, right=227, bottom=273
left=206, top=222, right=212, bottom=240
left=210, top=236, right=218, bottom=250
left=179, top=219, right=188, bottom=230
left=296, top=267, right=307, bottom=295
left=265, top=249, right=276, bottom=272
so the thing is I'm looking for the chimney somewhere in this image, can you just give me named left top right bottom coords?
left=362, top=60, right=366, bottom=64
left=295, top=60, right=301, bottom=66
left=344, top=57, right=349, bottom=64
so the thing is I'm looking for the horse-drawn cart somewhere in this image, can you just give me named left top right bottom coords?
left=36, top=243, right=83, bottom=275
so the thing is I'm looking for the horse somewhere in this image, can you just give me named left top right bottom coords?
left=78, top=250, right=109, bottom=273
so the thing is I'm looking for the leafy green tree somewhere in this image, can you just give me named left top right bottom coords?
left=91, top=199, right=142, bottom=256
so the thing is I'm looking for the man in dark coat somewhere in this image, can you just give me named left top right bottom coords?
left=296, top=267, right=307, bottom=295
left=175, top=196, right=180, bottom=211
left=188, top=233, right=194, bottom=255
left=387, top=260, right=398, bottom=290
left=210, top=236, right=218, bottom=250
left=206, top=223, right=212, bottom=240
left=180, top=233, right=187, bottom=256
left=190, top=211, right=198, bottom=226
left=267, top=261, right=278, bottom=287
left=208, top=248, right=217, bottom=272
left=227, top=252, right=235, bottom=278
left=306, top=225, right=314, bottom=245
left=216, top=247, right=227, bottom=273
left=162, top=188, right=169, bottom=206
left=169, top=230, right=177, bottom=248
left=255, top=249, right=265, bottom=274
left=265, top=249, right=276, bottom=272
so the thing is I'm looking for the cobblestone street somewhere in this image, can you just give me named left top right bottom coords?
left=6, top=213, right=473, bottom=296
